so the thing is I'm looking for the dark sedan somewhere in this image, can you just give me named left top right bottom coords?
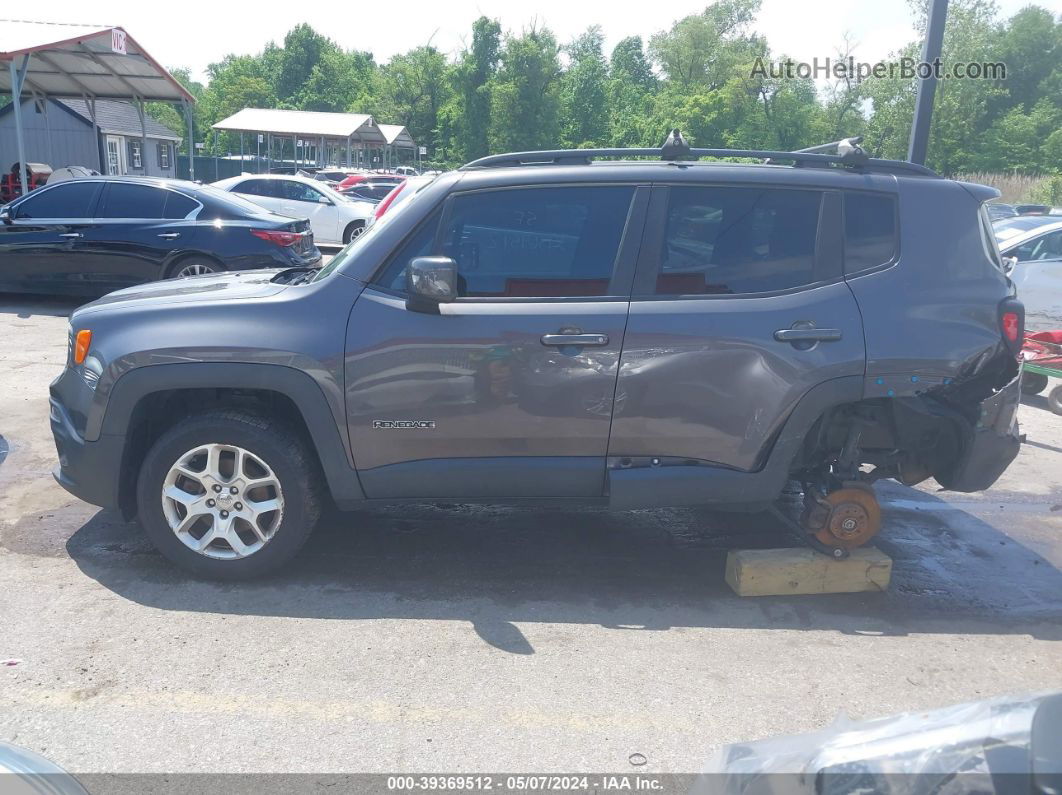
left=0, top=176, right=321, bottom=296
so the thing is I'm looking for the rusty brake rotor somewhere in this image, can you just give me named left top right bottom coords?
left=810, top=482, right=882, bottom=549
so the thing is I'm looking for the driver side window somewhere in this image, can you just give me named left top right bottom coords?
left=284, top=181, right=324, bottom=203
left=374, top=211, right=442, bottom=292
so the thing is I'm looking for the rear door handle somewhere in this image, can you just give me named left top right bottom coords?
left=157, top=232, right=181, bottom=239
left=541, top=333, right=609, bottom=347
left=774, top=328, right=842, bottom=343
left=58, top=232, right=82, bottom=239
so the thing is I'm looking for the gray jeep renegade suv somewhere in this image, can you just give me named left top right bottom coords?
left=50, top=134, right=1025, bottom=579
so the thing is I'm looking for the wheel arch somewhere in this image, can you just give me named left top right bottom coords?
left=104, top=363, right=365, bottom=517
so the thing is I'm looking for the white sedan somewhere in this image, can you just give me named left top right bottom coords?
left=995, top=216, right=1062, bottom=332
left=213, top=174, right=374, bottom=246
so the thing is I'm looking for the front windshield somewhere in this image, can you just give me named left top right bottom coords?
left=316, top=181, right=361, bottom=204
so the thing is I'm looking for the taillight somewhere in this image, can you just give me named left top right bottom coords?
left=1002, top=312, right=1019, bottom=342
left=375, top=182, right=406, bottom=219
left=250, top=228, right=299, bottom=247
left=998, top=297, right=1025, bottom=356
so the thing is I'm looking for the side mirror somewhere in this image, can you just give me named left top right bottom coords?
left=406, top=256, right=457, bottom=313
left=1003, top=255, right=1018, bottom=275
left=318, top=196, right=332, bottom=205
left=0, top=206, right=11, bottom=225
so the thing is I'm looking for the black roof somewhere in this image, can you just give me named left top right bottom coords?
left=54, top=98, right=180, bottom=141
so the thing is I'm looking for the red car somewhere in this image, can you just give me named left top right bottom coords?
left=336, top=171, right=405, bottom=190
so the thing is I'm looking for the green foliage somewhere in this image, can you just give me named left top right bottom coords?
left=151, top=5, right=1060, bottom=177
left=488, top=26, right=562, bottom=152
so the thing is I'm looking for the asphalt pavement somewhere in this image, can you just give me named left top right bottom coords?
left=1, top=292, right=1060, bottom=776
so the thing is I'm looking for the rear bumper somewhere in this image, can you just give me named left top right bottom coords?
left=937, top=369, right=1023, bottom=492
left=49, top=396, right=124, bottom=510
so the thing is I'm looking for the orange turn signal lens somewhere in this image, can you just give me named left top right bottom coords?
left=73, top=329, right=92, bottom=365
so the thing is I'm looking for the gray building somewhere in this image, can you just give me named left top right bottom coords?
left=0, top=97, right=181, bottom=177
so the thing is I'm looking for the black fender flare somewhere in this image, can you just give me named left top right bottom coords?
left=101, top=362, right=365, bottom=506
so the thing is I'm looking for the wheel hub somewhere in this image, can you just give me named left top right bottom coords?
left=160, top=443, right=284, bottom=560
left=808, top=483, right=882, bottom=549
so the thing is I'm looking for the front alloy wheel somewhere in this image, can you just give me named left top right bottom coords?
left=162, top=443, right=284, bottom=559
left=137, top=410, right=321, bottom=579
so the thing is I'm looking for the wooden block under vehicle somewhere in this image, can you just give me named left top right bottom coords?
left=724, top=547, right=892, bottom=597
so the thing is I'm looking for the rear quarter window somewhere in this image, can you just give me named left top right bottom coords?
left=844, top=191, right=898, bottom=273
left=978, top=204, right=1004, bottom=270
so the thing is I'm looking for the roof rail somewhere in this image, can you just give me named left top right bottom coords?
left=460, top=129, right=939, bottom=178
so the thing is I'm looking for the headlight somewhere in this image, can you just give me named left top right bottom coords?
left=80, top=355, right=103, bottom=389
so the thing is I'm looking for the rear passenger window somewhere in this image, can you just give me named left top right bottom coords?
left=655, top=186, right=822, bottom=295
left=844, top=192, right=897, bottom=273
left=441, top=186, right=634, bottom=297
left=163, top=192, right=198, bottom=219
left=98, top=183, right=166, bottom=219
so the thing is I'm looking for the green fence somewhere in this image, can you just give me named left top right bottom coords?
left=176, top=155, right=265, bottom=182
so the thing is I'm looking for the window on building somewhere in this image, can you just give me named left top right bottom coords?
left=158, top=143, right=171, bottom=169
left=654, top=186, right=823, bottom=295
left=844, top=191, right=898, bottom=273
left=129, top=140, right=143, bottom=169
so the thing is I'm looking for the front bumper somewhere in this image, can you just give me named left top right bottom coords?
left=49, top=395, right=125, bottom=510
left=937, top=369, right=1023, bottom=492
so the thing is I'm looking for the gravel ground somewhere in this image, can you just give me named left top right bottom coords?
left=0, top=292, right=1059, bottom=778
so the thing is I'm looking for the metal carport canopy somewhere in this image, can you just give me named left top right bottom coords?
left=212, top=108, right=385, bottom=143
left=0, top=20, right=196, bottom=184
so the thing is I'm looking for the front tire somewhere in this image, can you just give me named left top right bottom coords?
left=136, top=410, right=322, bottom=579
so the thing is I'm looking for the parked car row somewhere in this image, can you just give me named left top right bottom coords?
left=0, top=168, right=441, bottom=296
left=0, top=177, right=321, bottom=296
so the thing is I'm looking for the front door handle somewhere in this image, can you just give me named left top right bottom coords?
left=58, top=232, right=82, bottom=239
left=541, top=333, right=609, bottom=347
left=774, top=328, right=843, bottom=343
left=157, top=232, right=181, bottom=239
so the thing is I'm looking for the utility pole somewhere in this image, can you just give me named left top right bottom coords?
left=907, top=0, right=949, bottom=165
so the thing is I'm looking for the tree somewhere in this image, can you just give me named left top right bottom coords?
left=444, top=16, right=502, bottom=162
left=299, top=49, right=375, bottom=112
left=276, top=24, right=335, bottom=103
left=649, top=0, right=761, bottom=89
left=607, top=37, right=657, bottom=146
left=560, top=27, right=609, bottom=146
left=993, top=6, right=1061, bottom=117
left=488, top=26, right=562, bottom=152
left=377, top=46, right=452, bottom=148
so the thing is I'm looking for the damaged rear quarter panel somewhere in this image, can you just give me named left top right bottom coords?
left=848, top=177, right=1013, bottom=396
